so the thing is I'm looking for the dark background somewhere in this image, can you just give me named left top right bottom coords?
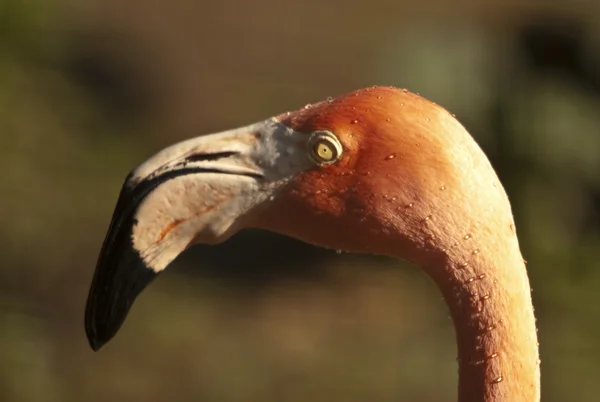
left=1, top=1, right=599, bottom=401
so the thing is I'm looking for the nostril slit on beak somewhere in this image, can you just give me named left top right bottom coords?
left=185, top=151, right=238, bottom=163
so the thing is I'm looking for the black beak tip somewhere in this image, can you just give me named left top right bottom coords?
left=84, top=308, right=109, bottom=351
left=84, top=245, right=158, bottom=352
left=84, top=318, right=108, bottom=352
left=87, top=335, right=104, bottom=352
left=84, top=171, right=164, bottom=352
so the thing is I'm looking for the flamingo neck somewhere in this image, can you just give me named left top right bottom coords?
left=423, top=233, right=540, bottom=402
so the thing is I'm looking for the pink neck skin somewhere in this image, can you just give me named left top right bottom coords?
left=417, top=226, right=540, bottom=402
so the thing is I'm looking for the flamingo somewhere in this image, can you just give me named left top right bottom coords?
left=85, top=86, right=540, bottom=402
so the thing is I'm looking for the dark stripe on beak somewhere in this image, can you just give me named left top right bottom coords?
left=85, top=166, right=263, bottom=351
left=184, top=151, right=237, bottom=163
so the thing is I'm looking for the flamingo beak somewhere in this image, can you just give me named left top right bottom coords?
left=85, top=119, right=313, bottom=351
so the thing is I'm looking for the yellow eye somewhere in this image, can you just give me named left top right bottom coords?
left=308, top=130, right=343, bottom=165
left=315, top=142, right=334, bottom=160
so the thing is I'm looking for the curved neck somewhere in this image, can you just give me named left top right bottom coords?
left=423, top=231, right=540, bottom=402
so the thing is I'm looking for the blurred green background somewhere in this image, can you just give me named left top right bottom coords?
left=1, top=0, right=599, bottom=401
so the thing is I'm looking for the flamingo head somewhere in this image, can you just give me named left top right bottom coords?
left=85, top=86, right=507, bottom=350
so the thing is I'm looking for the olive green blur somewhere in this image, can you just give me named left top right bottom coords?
left=1, top=1, right=599, bottom=401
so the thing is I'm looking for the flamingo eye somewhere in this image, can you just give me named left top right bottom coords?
left=308, top=130, right=343, bottom=165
